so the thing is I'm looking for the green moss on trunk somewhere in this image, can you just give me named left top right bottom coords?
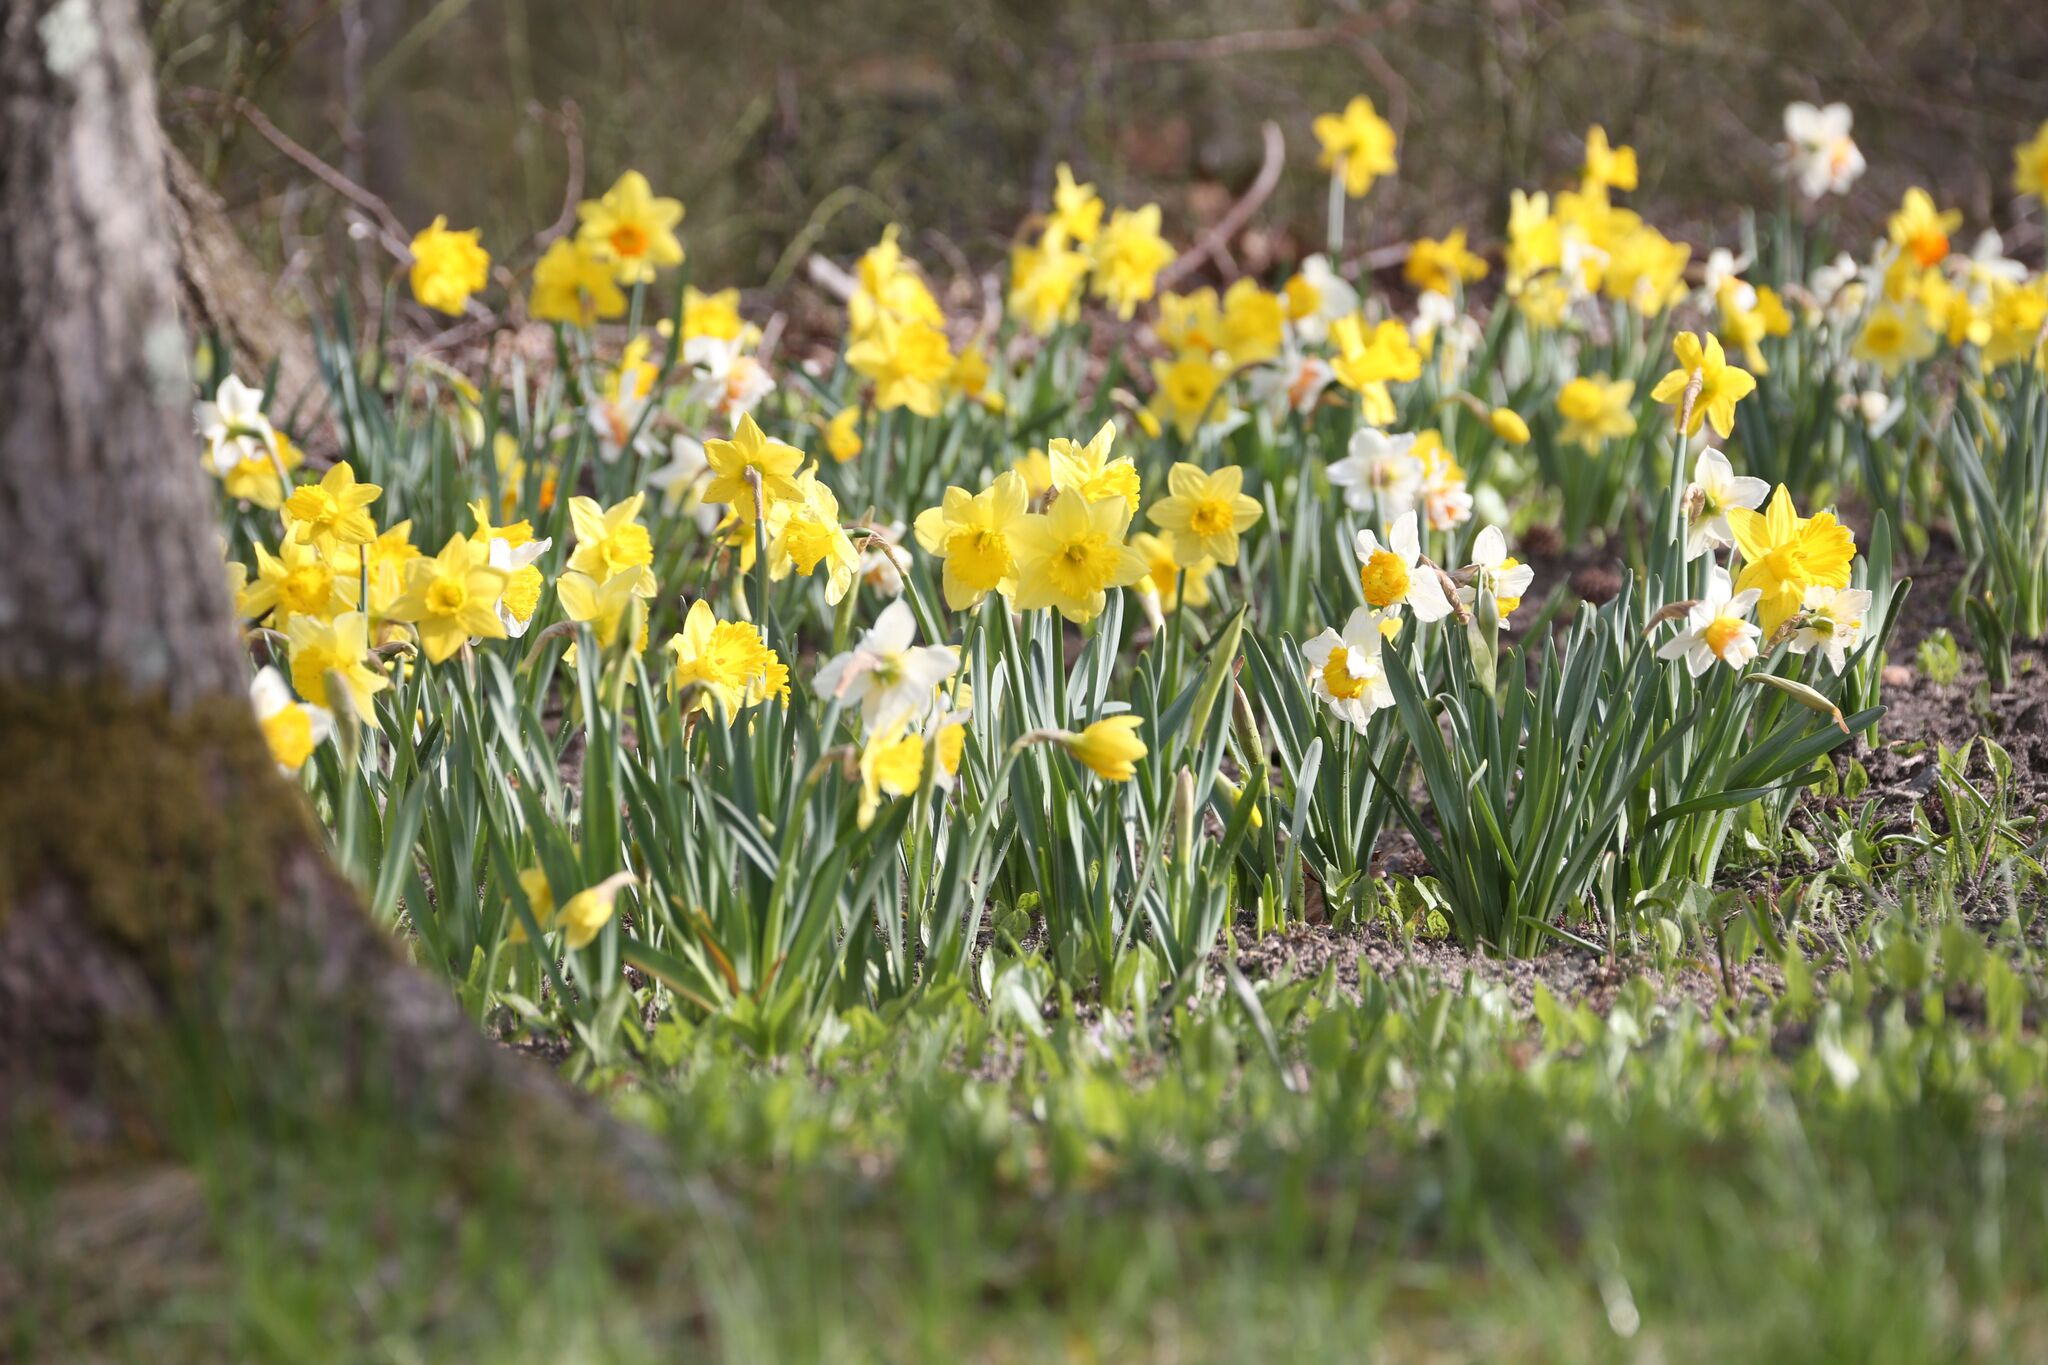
left=0, top=685, right=309, bottom=957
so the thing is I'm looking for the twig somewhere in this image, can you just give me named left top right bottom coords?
left=1157, top=121, right=1286, bottom=291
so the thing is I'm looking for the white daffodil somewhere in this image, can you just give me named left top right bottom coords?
left=1286, top=253, right=1358, bottom=346
left=1781, top=101, right=1864, bottom=200
left=587, top=390, right=658, bottom=464
left=1657, top=566, right=1763, bottom=676
left=250, top=665, right=333, bottom=774
left=1413, top=290, right=1483, bottom=377
left=1327, top=427, right=1422, bottom=521
left=1457, top=525, right=1536, bottom=620
left=1682, top=447, right=1770, bottom=561
left=1300, top=606, right=1396, bottom=733
left=1353, top=511, right=1454, bottom=622
left=813, top=598, right=960, bottom=733
left=647, top=433, right=725, bottom=534
left=1808, top=251, right=1867, bottom=324
left=195, top=374, right=276, bottom=475
left=1247, top=333, right=1335, bottom=420
left=1790, top=584, right=1873, bottom=674
left=1963, top=230, right=2028, bottom=294
left=684, top=336, right=776, bottom=423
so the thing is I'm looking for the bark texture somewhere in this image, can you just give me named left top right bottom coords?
left=0, top=0, right=665, bottom=1208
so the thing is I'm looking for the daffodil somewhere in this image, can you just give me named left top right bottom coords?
left=1148, top=353, right=1230, bottom=441
left=1282, top=254, right=1358, bottom=344
left=1010, top=486, right=1150, bottom=624
left=1301, top=606, right=1395, bottom=732
left=1557, top=375, right=1637, bottom=450
left=286, top=610, right=388, bottom=726
left=1415, top=432, right=1473, bottom=532
left=2017, top=120, right=2048, bottom=201
left=1088, top=204, right=1175, bottom=319
left=1727, top=486, right=1857, bottom=636
left=682, top=285, right=745, bottom=342
left=1852, top=301, right=1938, bottom=377
left=1146, top=462, right=1261, bottom=567
left=702, top=412, right=805, bottom=513
left=822, top=407, right=865, bottom=463
left=768, top=468, right=862, bottom=605
left=195, top=374, right=275, bottom=475
left=1887, top=189, right=1961, bottom=270
left=250, top=666, right=332, bottom=774
left=1457, top=526, right=1534, bottom=619
left=846, top=309, right=953, bottom=417
left=529, top=237, right=625, bottom=328
left=576, top=170, right=685, bottom=284
left=1314, top=95, right=1398, bottom=198
left=556, top=873, right=638, bottom=950
left=1657, top=566, right=1762, bottom=676
left=1581, top=125, right=1638, bottom=193
left=1488, top=408, right=1531, bottom=446
left=238, top=532, right=357, bottom=628
left=505, top=868, right=556, bottom=946
left=387, top=532, right=509, bottom=663
left=1008, top=238, right=1092, bottom=334
left=283, top=462, right=382, bottom=551
left=854, top=720, right=930, bottom=828
left=409, top=216, right=489, bottom=315
left=1329, top=315, right=1422, bottom=401
left=1681, top=447, right=1770, bottom=561
left=913, top=470, right=1030, bottom=611
left=557, top=569, right=647, bottom=656
left=666, top=600, right=788, bottom=720
left=218, top=429, right=304, bottom=510
left=469, top=504, right=551, bottom=638
left=565, top=492, right=657, bottom=596
left=1043, top=162, right=1104, bottom=246
left=1650, top=332, right=1756, bottom=438
left=1060, top=716, right=1147, bottom=782
left=1790, top=585, right=1873, bottom=674
left=1404, top=230, right=1488, bottom=296
left=1131, top=531, right=1213, bottom=613
left=1326, top=427, right=1422, bottom=521
left=1353, top=511, right=1453, bottom=622
left=814, top=599, right=959, bottom=733
left=1780, top=102, right=1864, bottom=200
left=1048, top=421, right=1142, bottom=511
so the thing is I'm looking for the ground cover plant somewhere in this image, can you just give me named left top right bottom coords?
left=8, top=41, right=2048, bottom=1360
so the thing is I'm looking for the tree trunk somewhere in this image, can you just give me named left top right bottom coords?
left=0, top=0, right=659, bottom=1201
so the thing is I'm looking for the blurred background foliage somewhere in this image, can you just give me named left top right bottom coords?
left=153, top=0, right=2047, bottom=301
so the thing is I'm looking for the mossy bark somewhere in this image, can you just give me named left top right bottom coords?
left=0, top=0, right=667, bottom=1205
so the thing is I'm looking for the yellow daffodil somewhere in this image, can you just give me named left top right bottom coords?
left=1488, top=408, right=1531, bottom=446
left=1010, top=487, right=1149, bottom=623
left=1887, top=188, right=1961, bottom=270
left=1146, top=462, right=1262, bottom=567
left=1088, top=205, right=1175, bottom=319
left=702, top=412, right=805, bottom=514
left=1047, top=162, right=1104, bottom=248
left=1132, top=531, right=1214, bottom=612
left=529, top=237, right=625, bottom=328
left=1650, top=332, right=1756, bottom=438
left=1314, top=95, right=1398, bottom=198
left=823, top=407, right=864, bottom=463
left=1727, top=485, right=1857, bottom=635
left=1008, top=238, right=1092, bottom=334
left=768, top=468, right=862, bottom=605
left=1404, top=230, right=1488, bottom=296
left=387, top=532, right=509, bottom=663
left=666, top=599, right=788, bottom=720
left=683, top=286, right=744, bottom=342
left=1014, top=447, right=1054, bottom=501
left=283, top=462, right=381, bottom=551
left=250, top=666, right=332, bottom=774
left=1556, top=375, right=1637, bottom=450
left=857, top=721, right=929, bottom=829
left=566, top=492, right=657, bottom=595
left=846, top=309, right=953, bottom=417
left=1059, top=716, right=1147, bottom=782
left=1049, top=421, right=1142, bottom=511
left=1329, top=315, right=1422, bottom=394
left=1148, top=353, right=1229, bottom=441
left=1980, top=277, right=2048, bottom=370
left=238, top=531, right=357, bottom=629
left=2016, top=120, right=2048, bottom=201
left=286, top=610, right=388, bottom=726
left=576, top=170, right=685, bottom=284
left=913, top=470, right=1030, bottom=611
left=558, top=569, right=647, bottom=657
left=556, top=874, right=638, bottom=950
left=1219, top=278, right=1285, bottom=366
left=220, top=429, right=304, bottom=510
left=1852, top=301, right=1938, bottom=377
left=409, top=216, right=489, bottom=315
left=1581, top=125, right=1638, bottom=193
